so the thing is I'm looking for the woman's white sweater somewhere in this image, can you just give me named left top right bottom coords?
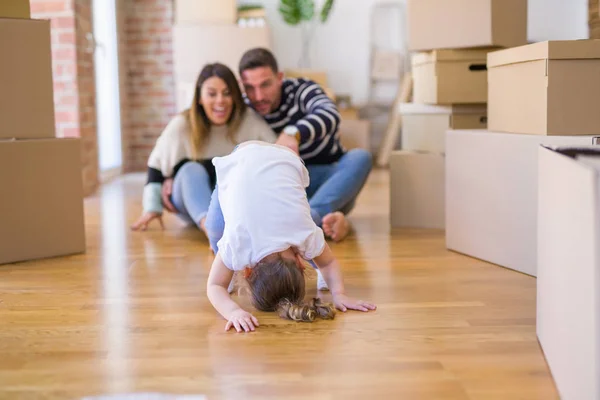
left=143, top=109, right=276, bottom=214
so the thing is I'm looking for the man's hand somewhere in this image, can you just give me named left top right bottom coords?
left=332, top=293, right=377, bottom=313
left=161, top=178, right=176, bottom=213
left=275, top=134, right=299, bottom=154
left=225, top=309, right=260, bottom=332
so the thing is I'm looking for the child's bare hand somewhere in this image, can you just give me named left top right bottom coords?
left=225, top=309, right=259, bottom=332
left=333, top=294, right=377, bottom=313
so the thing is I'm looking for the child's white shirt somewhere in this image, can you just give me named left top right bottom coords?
left=212, top=142, right=326, bottom=271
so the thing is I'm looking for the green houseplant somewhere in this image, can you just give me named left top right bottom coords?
left=279, top=0, right=335, bottom=67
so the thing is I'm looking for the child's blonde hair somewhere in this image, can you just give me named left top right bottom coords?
left=245, top=254, right=335, bottom=322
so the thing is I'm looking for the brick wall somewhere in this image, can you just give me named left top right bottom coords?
left=74, top=0, right=98, bottom=194
left=32, top=0, right=178, bottom=186
left=591, top=0, right=600, bottom=38
left=31, top=0, right=99, bottom=196
left=122, top=0, right=176, bottom=172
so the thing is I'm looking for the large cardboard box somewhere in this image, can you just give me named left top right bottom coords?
left=400, top=103, right=487, bottom=154
left=537, top=145, right=600, bottom=400
left=407, top=0, right=527, bottom=51
left=488, top=40, right=600, bottom=136
left=446, top=130, right=597, bottom=276
left=0, top=139, right=86, bottom=265
left=175, top=0, right=237, bottom=24
left=0, top=0, right=30, bottom=18
left=0, top=18, right=55, bottom=139
left=390, top=151, right=445, bottom=229
left=173, top=25, right=271, bottom=111
left=412, top=49, right=490, bottom=105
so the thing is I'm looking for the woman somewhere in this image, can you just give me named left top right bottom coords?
left=131, top=63, right=276, bottom=233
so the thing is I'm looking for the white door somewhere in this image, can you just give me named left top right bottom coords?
left=93, top=0, right=122, bottom=173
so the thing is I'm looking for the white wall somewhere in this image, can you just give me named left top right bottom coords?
left=240, top=0, right=407, bottom=106
left=242, top=0, right=589, bottom=106
left=528, top=0, right=589, bottom=43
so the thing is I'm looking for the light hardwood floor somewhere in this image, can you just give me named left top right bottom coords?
left=0, top=169, right=558, bottom=399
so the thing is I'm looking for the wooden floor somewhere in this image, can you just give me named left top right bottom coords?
left=0, top=169, right=558, bottom=400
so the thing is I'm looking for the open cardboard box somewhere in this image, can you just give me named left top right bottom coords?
left=537, top=145, right=600, bottom=400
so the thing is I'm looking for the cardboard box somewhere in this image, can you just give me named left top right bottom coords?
left=0, top=18, right=55, bottom=139
left=175, top=0, right=237, bottom=24
left=390, top=151, right=445, bottom=229
left=285, top=69, right=328, bottom=88
left=445, top=130, right=597, bottom=276
left=412, top=49, right=490, bottom=105
left=488, top=40, right=600, bottom=136
left=339, top=107, right=360, bottom=120
left=173, top=25, right=271, bottom=110
left=537, top=145, right=600, bottom=400
left=407, top=0, right=527, bottom=51
left=0, top=138, right=86, bottom=265
left=339, top=119, right=370, bottom=151
left=0, top=0, right=30, bottom=18
left=400, top=103, right=487, bottom=154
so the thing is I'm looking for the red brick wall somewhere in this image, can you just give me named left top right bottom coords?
left=591, top=0, right=600, bottom=38
left=74, top=0, right=98, bottom=194
left=31, top=0, right=99, bottom=196
left=122, top=0, right=176, bottom=172
left=32, top=0, right=177, bottom=186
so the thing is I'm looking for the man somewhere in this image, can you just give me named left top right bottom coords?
left=238, top=48, right=372, bottom=242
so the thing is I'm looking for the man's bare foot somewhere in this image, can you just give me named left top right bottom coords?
left=322, top=212, right=350, bottom=242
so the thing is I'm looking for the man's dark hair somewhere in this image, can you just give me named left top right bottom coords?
left=239, top=47, right=279, bottom=76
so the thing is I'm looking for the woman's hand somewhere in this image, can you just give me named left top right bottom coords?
left=161, top=178, right=176, bottom=213
left=131, top=212, right=164, bottom=231
left=225, top=309, right=259, bottom=333
left=332, top=293, right=377, bottom=313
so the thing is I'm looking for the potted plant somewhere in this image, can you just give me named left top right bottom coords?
left=278, top=0, right=335, bottom=68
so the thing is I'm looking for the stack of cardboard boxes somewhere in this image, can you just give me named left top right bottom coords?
left=447, top=39, right=600, bottom=400
left=172, top=0, right=272, bottom=111
left=390, top=0, right=527, bottom=230
left=0, top=2, right=85, bottom=265
left=446, top=39, right=600, bottom=277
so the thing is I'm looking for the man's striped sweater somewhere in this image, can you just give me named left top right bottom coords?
left=255, top=78, right=345, bottom=165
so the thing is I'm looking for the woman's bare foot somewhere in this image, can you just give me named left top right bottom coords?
left=322, top=212, right=350, bottom=242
